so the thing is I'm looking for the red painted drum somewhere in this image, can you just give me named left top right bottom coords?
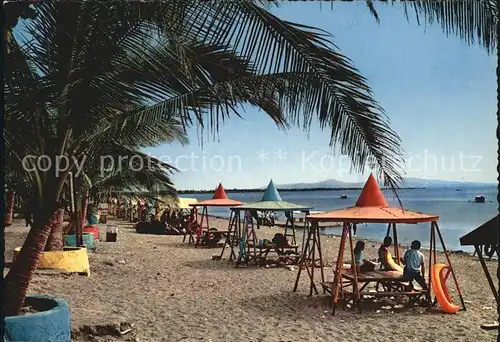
left=83, top=225, right=100, bottom=240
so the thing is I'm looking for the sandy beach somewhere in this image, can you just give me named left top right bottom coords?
left=4, top=217, right=498, bottom=342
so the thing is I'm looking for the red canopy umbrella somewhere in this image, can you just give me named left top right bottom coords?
left=187, top=183, right=243, bottom=247
left=309, top=174, right=438, bottom=224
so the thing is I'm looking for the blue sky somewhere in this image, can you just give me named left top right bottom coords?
left=144, top=3, right=497, bottom=190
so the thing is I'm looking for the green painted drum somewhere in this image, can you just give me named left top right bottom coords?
left=64, top=233, right=96, bottom=251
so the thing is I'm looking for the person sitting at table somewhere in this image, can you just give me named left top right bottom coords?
left=403, top=240, right=428, bottom=293
left=354, top=241, right=365, bottom=270
left=378, top=236, right=393, bottom=270
left=354, top=241, right=375, bottom=272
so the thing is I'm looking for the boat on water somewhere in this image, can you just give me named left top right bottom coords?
left=474, top=195, right=485, bottom=203
left=340, top=194, right=348, bottom=199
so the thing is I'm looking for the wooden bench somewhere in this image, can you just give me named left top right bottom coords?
left=324, top=269, right=427, bottom=310
left=196, top=230, right=230, bottom=248
left=343, top=289, right=425, bottom=298
left=247, top=244, right=300, bottom=265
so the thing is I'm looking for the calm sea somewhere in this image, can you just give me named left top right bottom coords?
left=181, top=187, right=498, bottom=252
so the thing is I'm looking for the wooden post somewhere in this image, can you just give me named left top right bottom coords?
left=250, top=212, right=257, bottom=265
left=347, top=223, right=360, bottom=311
left=434, top=221, right=466, bottom=310
left=290, top=211, right=296, bottom=245
left=234, top=209, right=242, bottom=258
left=316, top=224, right=326, bottom=290
left=475, top=245, right=499, bottom=306
left=221, top=210, right=236, bottom=260
left=293, top=218, right=327, bottom=295
left=332, top=223, right=348, bottom=315
left=427, top=222, right=434, bottom=308
left=236, top=210, right=250, bottom=267
left=310, top=222, right=317, bottom=297
left=194, top=206, right=202, bottom=246
left=432, top=226, right=437, bottom=266
left=206, top=207, right=210, bottom=233
left=392, top=223, right=400, bottom=264
left=227, top=209, right=236, bottom=252
left=293, top=220, right=313, bottom=293
left=246, top=211, right=251, bottom=266
left=300, top=210, right=310, bottom=256
left=195, top=206, right=204, bottom=246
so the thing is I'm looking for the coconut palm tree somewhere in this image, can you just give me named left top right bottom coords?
left=4, top=1, right=405, bottom=316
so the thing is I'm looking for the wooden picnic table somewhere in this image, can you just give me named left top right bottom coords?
left=245, top=244, right=300, bottom=265
left=195, top=230, right=231, bottom=248
left=322, top=268, right=427, bottom=311
left=342, top=269, right=404, bottom=282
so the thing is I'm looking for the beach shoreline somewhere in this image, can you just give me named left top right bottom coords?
left=208, top=214, right=474, bottom=255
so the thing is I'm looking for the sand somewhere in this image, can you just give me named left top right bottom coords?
left=4, top=217, right=498, bottom=342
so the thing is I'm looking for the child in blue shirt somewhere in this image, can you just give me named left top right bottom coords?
left=403, top=240, right=427, bottom=291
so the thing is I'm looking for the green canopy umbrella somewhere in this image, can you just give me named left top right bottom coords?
left=227, top=180, right=312, bottom=267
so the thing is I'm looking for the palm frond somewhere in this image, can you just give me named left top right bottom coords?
left=366, top=0, right=381, bottom=24
left=379, top=0, right=497, bottom=53
left=143, top=1, right=405, bottom=185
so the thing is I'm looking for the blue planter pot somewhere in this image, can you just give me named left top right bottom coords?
left=64, top=233, right=96, bottom=250
left=5, top=295, right=71, bottom=342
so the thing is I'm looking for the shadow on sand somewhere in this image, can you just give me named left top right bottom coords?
left=181, top=258, right=257, bottom=272
left=239, top=291, right=429, bottom=319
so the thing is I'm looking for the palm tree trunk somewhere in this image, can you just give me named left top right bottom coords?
left=129, top=200, right=133, bottom=222
left=4, top=218, right=53, bottom=316
left=4, top=190, right=15, bottom=226
left=81, top=191, right=88, bottom=230
left=75, top=191, right=88, bottom=247
left=139, top=204, right=145, bottom=222
left=45, top=207, right=64, bottom=251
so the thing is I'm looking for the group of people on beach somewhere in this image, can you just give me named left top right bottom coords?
left=354, top=237, right=427, bottom=292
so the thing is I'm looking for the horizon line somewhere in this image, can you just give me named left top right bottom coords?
left=176, top=177, right=497, bottom=192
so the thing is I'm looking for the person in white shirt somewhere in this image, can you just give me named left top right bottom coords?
left=403, top=240, right=427, bottom=292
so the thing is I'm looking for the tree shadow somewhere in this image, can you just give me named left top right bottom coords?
left=237, top=292, right=332, bottom=320
left=238, top=291, right=429, bottom=320
left=153, top=241, right=199, bottom=249
left=182, top=258, right=266, bottom=272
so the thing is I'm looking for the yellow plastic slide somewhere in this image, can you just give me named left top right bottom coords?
left=431, top=263, right=459, bottom=314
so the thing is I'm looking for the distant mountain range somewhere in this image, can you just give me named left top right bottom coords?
left=178, top=177, right=495, bottom=193
left=274, top=177, right=496, bottom=190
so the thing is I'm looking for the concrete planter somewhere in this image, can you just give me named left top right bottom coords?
left=64, top=233, right=96, bottom=251
left=5, top=295, right=71, bottom=341
left=13, top=247, right=90, bottom=276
